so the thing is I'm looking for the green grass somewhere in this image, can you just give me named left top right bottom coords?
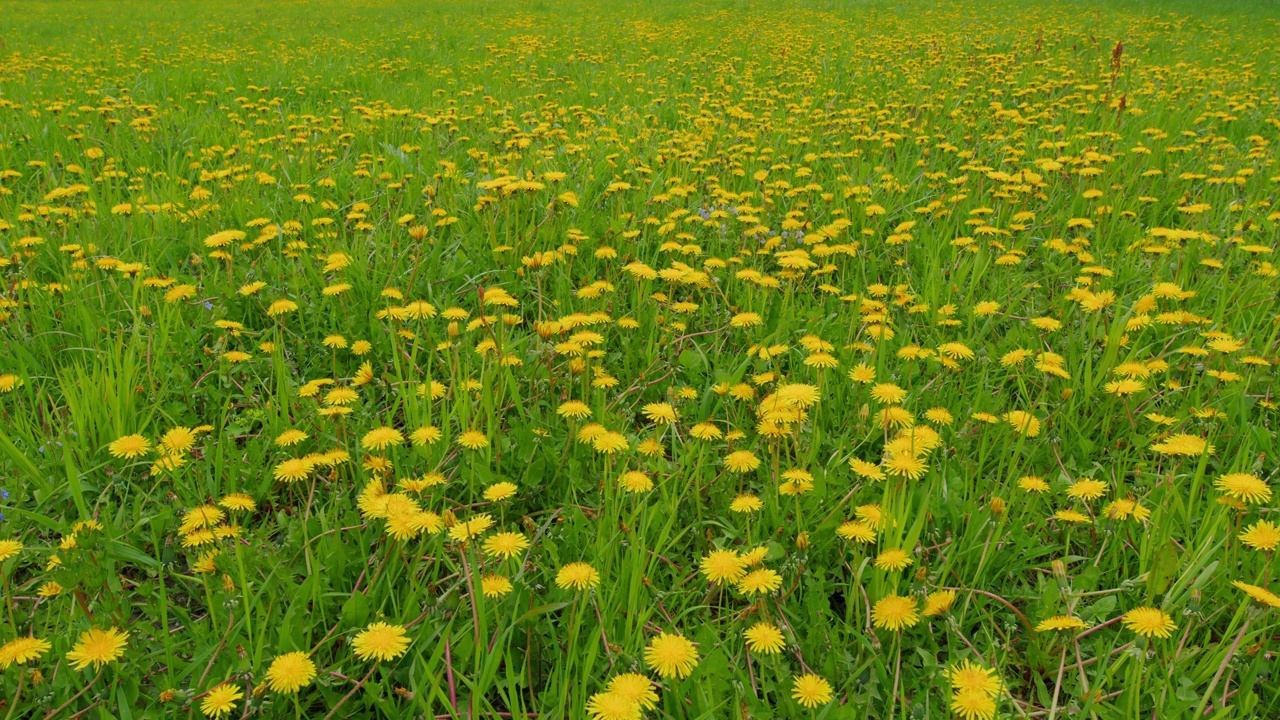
left=1, top=0, right=1278, bottom=717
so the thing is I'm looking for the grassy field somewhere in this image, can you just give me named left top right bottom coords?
left=1, top=0, right=1279, bottom=717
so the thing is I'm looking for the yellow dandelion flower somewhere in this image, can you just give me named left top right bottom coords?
left=1122, top=607, right=1176, bottom=639
left=744, top=622, right=786, bottom=655
left=200, top=683, right=242, bottom=718
left=791, top=674, right=833, bottom=709
left=66, top=627, right=129, bottom=670
left=352, top=622, right=411, bottom=661
left=108, top=434, right=151, bottom=459
left=872, top=594, right=919, bottom=631
left=644, top=632, right=699, bottom=679
left=265, top=652, right=316, bottom=694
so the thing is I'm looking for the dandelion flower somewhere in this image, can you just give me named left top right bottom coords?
left=1122, top=607, right=1176, bottom=639
left=410, top=425, right=443, bottom=446
left=1052, top=509, right=1091, bottom=524
left=219, top=493, right=256, bottom=512
left=923, top=590, right=957, bottom=617
left=557, top=400, right=591, bottom=419
left=871, top=383, right=907, bottom=404
left=108, top=434, right=151, bottom=459
left=791, top=674, right=833, bottom=709
left=874, top=548, right=914, bottom=571
left=160, top=426, right=197, bottom=454
left=950, top=688, right=997, bottom=720
left=592, top=432, right=629, bottom=454
left=458, top=430, right=490, bottom=450
left=607, top=673, right=659, bottom=710
left=730, top=494, right=763, bottom=513
left=448, top=514, right=494, bottom=542
left=201, top=683, right=242, bottom=718
left=736, top=568, right=782, bottom=595
left=1018, top=476, right=1050, bottom=493
left=482, top=532, right=529, bottom=559
left=642, top=402, right=678, bottom=424
left=352, top=622, right=411, bottom=661
left=644, top=632, right=699, bottom=679
left=1215, top=473, right=1270, bottom=505
left=849, top=457, right=885, bottom=480
left=1105, top=379, right=1145, bottom=396
left=1005, top=411, right=1040, bottom=437
left=871, top=594, right=919, bottom=631
left=837, top=521, right=876, bottom=543
left=267, top=299, right=298, bottom=316
left=361, top=426, right=404, bottom=450
left=1066, top=478, right=1107, bottom=501
left=947, top=659, right=1002, bottom=697
left=0, top=636, right=50, bottom=669
left=1150, top=434, right=1210, bottom=456
left=1036, top=616, right=1089, bottom=632
left=275, top=429, right=308, bottom=447
left=1232, top=581, right=1280, bottom=609
left=699, top=549, right=745, bottom=583
left=585, top=692, right=640, bottom=720
left=883, top=452, right=927, bottom=480
left=483, top=482, right=518, bottom=502
left=0, top=540, right=23, bottom=562
left=744, top=622, right=786, bottom=654
left=66, top=627, right=129, bottom=670
left=266, top=652, right=316, bottom=694
left=618, top=471, right=653, bottom=493
left=1239, top=520, right=1280, bottom=551
left=273, top=457, right=314, bottom=482
left=724, top=450, right=760, bottom=473
left=481, top=574, right=513, bottom=598
left=556, top=562, right=601, bottom=591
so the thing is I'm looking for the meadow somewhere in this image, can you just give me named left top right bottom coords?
left=1, top=0, right=1279, bottom=717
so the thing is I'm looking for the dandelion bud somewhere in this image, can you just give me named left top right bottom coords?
left=859, top=403, right=869, bottom=420
left=447, top=321, right=460, bottom=337
left=222, top=574, right=236, bottom=592
left=796, top=531, right=810, bottom=550
left=1051, top=559, right=1067, bottom=580
left=990, top=497, right=1006, bottom=515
